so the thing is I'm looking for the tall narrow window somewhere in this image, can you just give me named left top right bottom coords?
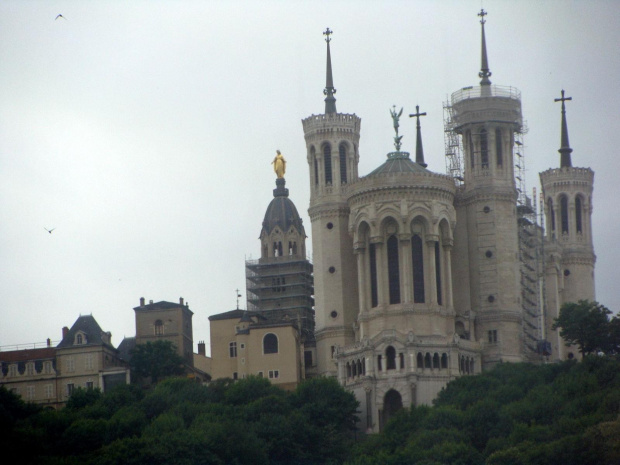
left=387, top=235, right=401, bottom=304
left=312, top=147, right=318, bottom=185
left=263, top=333, right=278, bottom=354
left=480, top=129, right=489, bottom=168
left=154, top=320, right=164, bottom=336
left=324, top=145, right=332, bottom=184
left=468, top=130, right=474, bottom=168
left=339, top=143, right=347, bottom=184
left=435, top=242, right=442, bottom=305
left=560, top=195, right=569, bottom=234
left=575, top=196, right=583, bottom=233
left=229, top=342, right=237, bottom=358
left=369, top=243, right=378, bottom=307
left=548, top=198, right=555, bottom=231
left=495, top=128, right=503, bottom=166
left=386, top=346, right=396, bottom=370
left=412, top=235, right=425, bottom=303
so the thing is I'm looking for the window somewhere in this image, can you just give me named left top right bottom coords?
left=560, top=195, right=569, bottom=234
left=548, top=198, right=556, bottom=231
left=229, top=342, right=237, bottom=358
left=386, top=346, right=396, bottom=370
left=417, top=352, right=424, bottom=369
left=258, top=371, right=264, bottom=378
left=480, top=128, right=489, bottom=168
left=412, top=235, right=425, bottom=303
left=331, top=346, right=336, bottom=358
left=377, top=355, right=382, bottom=371
left=66, top=383, right=75, bottom=397
left=435, top=241, right=442, bottom=305
left=304, top=350, right=313, bottom=367
left=312, top=147, right=318, bottom=185
left=44, top=384, right=54, bottom=399
left=66, top=357, right=75, bottom=373
left=488, top=330, right=498, bottom=343
left=339, top=143, right=347, bottom=184
left=86, top=381, right=94, bottom=390
left=399, top=353, right=404, bottom=370
left=369, top=243, right=378, bottom=307
left=43, top=361, right=52, bottom=374
left=441, top=353, right=448, bottom=369
left=8, top=364, right=17, bottom=377
left=387, top=235, right=401, bottom=304
left=85, top=354, right=94, bottom=370
left=154, top=320, right=164, bottom=336
left=240, top=343, right=245, bottom=349
left=76, top=334, right=83, bottom=344
left=233, top=372, right=238, bottom=380
left=433, top=353, right=440, bottom=369
left=26, top=363, right=34, bottom=376
left=575, top=196, right=583, bottom=233
left=324, top=145, right=332, bottom=184
left=268, top=370, right=279, bottom=379
left=424, top=353, right=431, bottom=369
left=26, top=385, right=35, bottom=400
left=495, top=128, right=503, bottom=166
left=263, top=333, right=278, bottom=354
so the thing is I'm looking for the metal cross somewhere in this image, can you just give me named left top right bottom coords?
left=478, top=8, right=487, bottom=24
left=554, top=89, right=572, bottom=108
left=323, top=28, right=333, bottom=43
left=409, top=105, right=427, bottom=125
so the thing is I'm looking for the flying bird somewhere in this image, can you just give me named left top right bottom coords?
left=55, top=14, right=66, bottom=20
left=44, top=227, right=55, bottom=234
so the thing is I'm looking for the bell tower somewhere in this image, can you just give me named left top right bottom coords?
left=540, top=90, right=596, bottom=360
left=302, top=29, right=360, bottom=376
left=450, top=10, right=524, bottom=367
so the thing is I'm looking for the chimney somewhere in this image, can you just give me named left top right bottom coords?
left=47, top=338, right=51, bottom=347
left=62, top=326, right=69, bottom=339
left=198, top=341, right=206, bottom=356
left=180, top=297, right=184, bottom=306
left=140, top=297, right=145, bottom=306
left=149, top=300, right=153, bottom=304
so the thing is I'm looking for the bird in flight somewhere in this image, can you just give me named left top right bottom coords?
left=44, top=227, right=55, bottom=234
left=55, top=14, right=66, bottom=20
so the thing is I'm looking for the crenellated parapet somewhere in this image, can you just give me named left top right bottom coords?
left=302, top=113, right=361, bottom=140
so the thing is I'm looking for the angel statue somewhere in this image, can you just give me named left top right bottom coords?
left=390, top=106, right=404, bottom=152
left=272, top=150, right=286, bottom=178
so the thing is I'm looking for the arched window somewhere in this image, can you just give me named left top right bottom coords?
left=346, top=362, right=351, bottom=378
left=480, top=128, right=489, bottom=168
left=377, top=354, right=382, bottom=371
left=424, top=353, right=431, bottom=368
left=263, top=333, right=278, bottom=354
left=435, top=241, right=442, bottom=305
left=417, top=352, right=424, bottom=369
left=560, top=195, right=569, bottom=234
left=387, top=235, right=400, bottom=304
left=399, top=353, right=404, bottom=369
left=358, top=359, right=363, bottom=376
left=312, top=147, right=318, bottom=185
left=412, top=234, right=425, bottom=303
left=154, top=320, right=164, bottom=336
left=339, top=143, right=347, bottom=184
left=468, top=130, right=474, bottom=168
left=469, top=359, right=474, bottom=374
left=548, top=198, right=556, bottom=231
left=386, top=346, right=396, bottom=370
left=433, top=353, right=440, bottom=369
left=575, top=196, right=583, bottom=233
left=382, top=390, right=403, bottom=429
left=324, top=145, right=332, bottom=185
left=352, top=361, right=357, bottom=377
left=495, top=128, right=503, bottom=166
left=369, top=243, right=378, bottom=307
left=441, top=353, right=448, bottom=369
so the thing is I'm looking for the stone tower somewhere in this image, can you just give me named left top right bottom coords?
left=540, top=90, right=596, bottom=360
left=450, top=10, right=524, bottom=367
left=302, top=29, right=360, bottom=376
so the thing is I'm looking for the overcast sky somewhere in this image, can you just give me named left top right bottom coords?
left=1, top=0, right=619, bottom=354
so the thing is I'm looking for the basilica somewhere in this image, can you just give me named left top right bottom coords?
left=208, top=11, right=596, bottom=432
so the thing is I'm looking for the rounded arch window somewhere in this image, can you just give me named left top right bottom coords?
left=263, top=333, right=278, bottom=354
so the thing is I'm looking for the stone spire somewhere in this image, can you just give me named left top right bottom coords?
left=554, top=90, right=573, bottom=168
left=478, top=9, right=492, bottom=86
left=409, top=105, right=428, bottom=168
left=323, top=28, right=337, bottom=114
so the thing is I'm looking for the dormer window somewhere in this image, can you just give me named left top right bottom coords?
left=76, top=334, right=83, bottom=344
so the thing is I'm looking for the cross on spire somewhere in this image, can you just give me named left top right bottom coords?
left=323, top=28, right=333, bottom=43
left=323, top=28, right=337, bottom=113
left=478, top=8, right=487, bottom=24
left=478, top=9, right=492, bottom=86
left=555, top=89, right=573, bottom=167
left=409, top=105, right=428, bottom=168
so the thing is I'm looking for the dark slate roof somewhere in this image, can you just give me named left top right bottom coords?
left=56, top=315, right=114, bottom=349
left=117, top=337, right=136, bottom=362
left=366, top=153, right=430, bottom=177
left=261, top=179, right=305, bottom=237
left=209, top=309, right=260, bottom=322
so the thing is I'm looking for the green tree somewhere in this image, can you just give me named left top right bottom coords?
left=552, top=300, right=612, bottom=355
left=130, top=340, right=185, bottom=384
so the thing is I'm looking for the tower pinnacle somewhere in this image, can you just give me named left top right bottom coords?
left=323, top=28, right=337, bottom=114
left=555, top=90, right=573, bottom=168
left=478, top=9, right=492, bottom=86
left=409, top=105, right=428, bottom=168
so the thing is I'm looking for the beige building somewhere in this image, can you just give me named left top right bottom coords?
left=300, top=13, right=595, bottom=432
left=0, top=315, right=129, bottom=409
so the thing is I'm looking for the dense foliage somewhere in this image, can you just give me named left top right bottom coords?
left=348, top=356, right=620, bottom=465
left=129, top=340, right=186, bottom=383
left=552, top=300, right=620, bottom=355
left=1, top=376, right=358, bottom=465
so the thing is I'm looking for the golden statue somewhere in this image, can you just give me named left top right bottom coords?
left=272, top=150, right=286, bottom=178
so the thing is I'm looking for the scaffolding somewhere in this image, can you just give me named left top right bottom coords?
left=443, top=100, right=464, bottom=186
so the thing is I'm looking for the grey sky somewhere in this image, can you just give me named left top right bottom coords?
left=1, top=0, right=619, bottom=353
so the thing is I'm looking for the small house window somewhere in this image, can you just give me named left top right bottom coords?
left=229, top=342, right=237, bottom=358
left=154, top=320, right=164, bottom=336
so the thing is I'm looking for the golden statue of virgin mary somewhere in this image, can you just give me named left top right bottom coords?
left=272, top=150, right=286, bottom=178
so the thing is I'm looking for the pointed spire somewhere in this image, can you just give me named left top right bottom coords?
left=323, top=28, right=337, bottom=114
left=409, top=105, right=428, bottom=167
left=478, top=9, right=492, bottom=86
left=554, top=90, right=573, bottom=167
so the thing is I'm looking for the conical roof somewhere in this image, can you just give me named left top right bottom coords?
left=261, top=178, right=305, bottom=236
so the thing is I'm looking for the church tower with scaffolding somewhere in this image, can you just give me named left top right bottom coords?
left=302, top=29, right=361, bottom=376
left=540, top=91, right=596, bottom=360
